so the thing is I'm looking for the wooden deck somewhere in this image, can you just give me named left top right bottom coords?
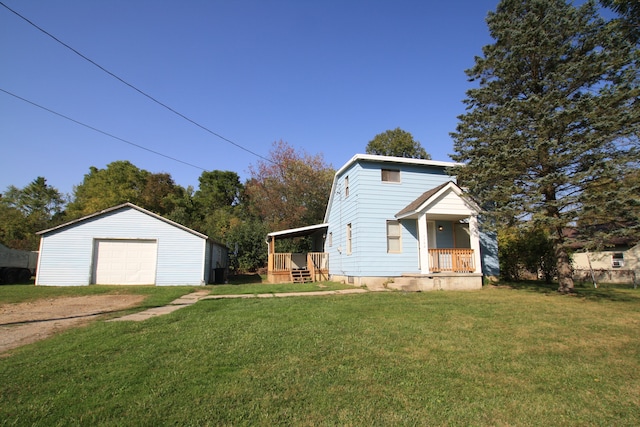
left=267, top=252, right=329, bottom=283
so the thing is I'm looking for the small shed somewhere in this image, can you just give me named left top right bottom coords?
left=35, top=203, right=228, bottom=286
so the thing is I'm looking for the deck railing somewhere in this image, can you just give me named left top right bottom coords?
left=429, top=249, right=475, bottom=273
left=270, top=253, right=292, bottom=272
left=268, top=252, right=329, bottom=282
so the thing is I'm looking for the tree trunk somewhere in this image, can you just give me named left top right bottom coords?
left=555, top=245, right=574, bottom=293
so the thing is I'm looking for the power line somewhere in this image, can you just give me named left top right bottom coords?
left=0, top=88, right=209, bottom=172
left=0, top=1, right=274, bottom=164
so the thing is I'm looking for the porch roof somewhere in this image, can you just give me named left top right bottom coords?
left=395, top=181, right=480, bottom=220
left=266, top=223, right=329, bottom=241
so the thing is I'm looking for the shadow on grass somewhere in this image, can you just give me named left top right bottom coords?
left=496, top=280, right=640, bottom=302
left=222, top=274, right=264, bottom=286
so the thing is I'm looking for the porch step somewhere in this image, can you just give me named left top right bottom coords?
left=291, top=269, right=313, bottom=283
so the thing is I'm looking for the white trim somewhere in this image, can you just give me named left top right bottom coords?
left=335, top=153, right=460, bottom=177
left=266, top=223, right=329, bottom=239
left=396, top=182, right=480, bottom=220
left=324, top=154, right=461, bottom=223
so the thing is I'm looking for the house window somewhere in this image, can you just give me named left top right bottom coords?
left=345, top=176, right=349, bottom=198
left=387, top=220, right=402, bottom=253
left=346, top=223, right=352, bottom=255
left=328, top=232, right=333, bottom=247
left=381, top=169, right=400, bottom=183
left=612, top=253, right=624, bottom=268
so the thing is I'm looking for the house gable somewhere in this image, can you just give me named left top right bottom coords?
left=323, top=155, right=459, bottom=278
left=396, top=182, right=479, bottom=220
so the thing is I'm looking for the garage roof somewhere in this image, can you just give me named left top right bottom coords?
left=37, top=202, right=211, bottom=241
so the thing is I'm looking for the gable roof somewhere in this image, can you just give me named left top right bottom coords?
left=395, top=181, right=480, bottom=219
left=334, top=154, right=460, bottom=177
left=323, top=154, right=462, bottom=223
left=37, top=202, right=211, bottom=241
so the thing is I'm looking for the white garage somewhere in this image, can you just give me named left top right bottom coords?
left=35, top=203, right=228, bottom=286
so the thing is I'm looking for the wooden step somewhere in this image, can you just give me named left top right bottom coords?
left=291, top=269, right=313, bottom=283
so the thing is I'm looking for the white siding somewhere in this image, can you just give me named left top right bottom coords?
left=36, top=207, right=207, bottom=286
left=425, top=190, right=474, bottom=216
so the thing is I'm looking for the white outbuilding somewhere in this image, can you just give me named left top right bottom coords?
left=35, top=203, right=228, bottom=286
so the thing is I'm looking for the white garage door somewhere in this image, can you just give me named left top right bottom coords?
left=93, top=239, right=157, bottom=285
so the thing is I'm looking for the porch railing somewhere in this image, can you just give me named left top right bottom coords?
left=429, top=249, right=475, bottom=273
left=268, top=252, right=329, bottom=282
left=270, top=253, right=292, bottom=272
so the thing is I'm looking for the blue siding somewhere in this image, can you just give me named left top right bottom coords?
left=326, top=159, right=454, bottom=277
left=37, top=207, right=216, bottom=286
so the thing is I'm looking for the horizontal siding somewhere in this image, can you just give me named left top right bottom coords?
left=37, top=207, right=208, bottom=286
left=426, top=191, right=473, bottom=216
left=326, top=160, right=454, bottom=277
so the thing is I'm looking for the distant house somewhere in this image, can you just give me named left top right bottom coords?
left=567, top=228, right=639, bottom=285
left=266, top=154, right=499, bottom=290
left=36, top=203, right=228, bottom=286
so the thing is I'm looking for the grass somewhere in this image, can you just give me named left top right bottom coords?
left=0, top=283, right=198, bottom=307
left=1, top=282, right=639, bottom=425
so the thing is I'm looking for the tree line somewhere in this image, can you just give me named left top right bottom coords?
left=0, top=141, right=335, bottom=272
left=1, top=127, right=428, bottom=272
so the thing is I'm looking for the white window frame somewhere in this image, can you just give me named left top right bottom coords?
left=345, top=175, right=350, bottom=198
left=381, top=169, right=400, bottom=183
left=346, top=223, right=352, bottom=255
left=387, top=220, right=402, bottom=253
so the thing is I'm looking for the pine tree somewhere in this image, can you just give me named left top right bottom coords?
left=451, top=0, right=639, bottom=293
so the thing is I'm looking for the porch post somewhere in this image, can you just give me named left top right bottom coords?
left=469, top=214, right=482, bottom=274
left=418, top=213, right=430, bottom=274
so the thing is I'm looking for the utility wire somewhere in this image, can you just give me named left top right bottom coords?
left=1, top=88, right=209, bottom=172
left=0, top=1, right=274, bottom=164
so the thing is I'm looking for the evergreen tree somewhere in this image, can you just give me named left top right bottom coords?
left=451, top=0, right=639, bottom=293
left=0, top=177, right=65, bottom=250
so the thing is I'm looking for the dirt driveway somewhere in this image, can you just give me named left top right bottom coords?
left=0, top=295, right=145, bottom=356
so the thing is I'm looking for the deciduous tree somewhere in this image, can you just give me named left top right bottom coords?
left=366, top=128, right=431, bottom=159
left=451, top=0, right=639, bottom=293
left=245, top=140, right=334, bottom=232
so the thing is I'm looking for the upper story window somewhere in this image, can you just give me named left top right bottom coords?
left=345, top=176, right=349, bottom=198
left=381, top=169, right=400, bottom=183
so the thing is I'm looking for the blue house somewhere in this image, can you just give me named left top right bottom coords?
left=267, top=154, right=499, bottom=290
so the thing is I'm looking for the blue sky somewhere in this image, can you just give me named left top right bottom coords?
left=1, top=0, right=500, bottom=197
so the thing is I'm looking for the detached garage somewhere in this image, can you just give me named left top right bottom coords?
left=35, top=203, right=228, bottom=286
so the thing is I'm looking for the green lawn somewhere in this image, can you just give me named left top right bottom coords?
left=1, top=282, right=639, bottom=426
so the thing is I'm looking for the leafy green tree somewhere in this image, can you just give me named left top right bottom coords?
left=0, top=177, right=65, bottom=250
left=225, top=218, right=269, bottom=272
left=66, top=161, right=149, bottom=218
left=140, top=172, right=185, bottom=217
left=451, top=0, right=640, bottom=293
left=193, top=170, right=242, bottom=210
left=245, top=140, right=335, bottom=232
left=366, top=128, right=431, bottom=159
left=66, top=161, right=188, bottom=220
left=498, top=226, right=556, bottom=283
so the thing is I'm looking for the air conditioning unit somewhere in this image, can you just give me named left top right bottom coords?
left=612, top=259, right=624, bottom=268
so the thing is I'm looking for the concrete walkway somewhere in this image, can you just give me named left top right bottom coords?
left=109, top=288, right=369, bottom=322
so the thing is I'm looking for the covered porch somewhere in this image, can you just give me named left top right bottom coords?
left=266, top=224, right=329, bottom=283
left=396, top=181, right=483, bottom=276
